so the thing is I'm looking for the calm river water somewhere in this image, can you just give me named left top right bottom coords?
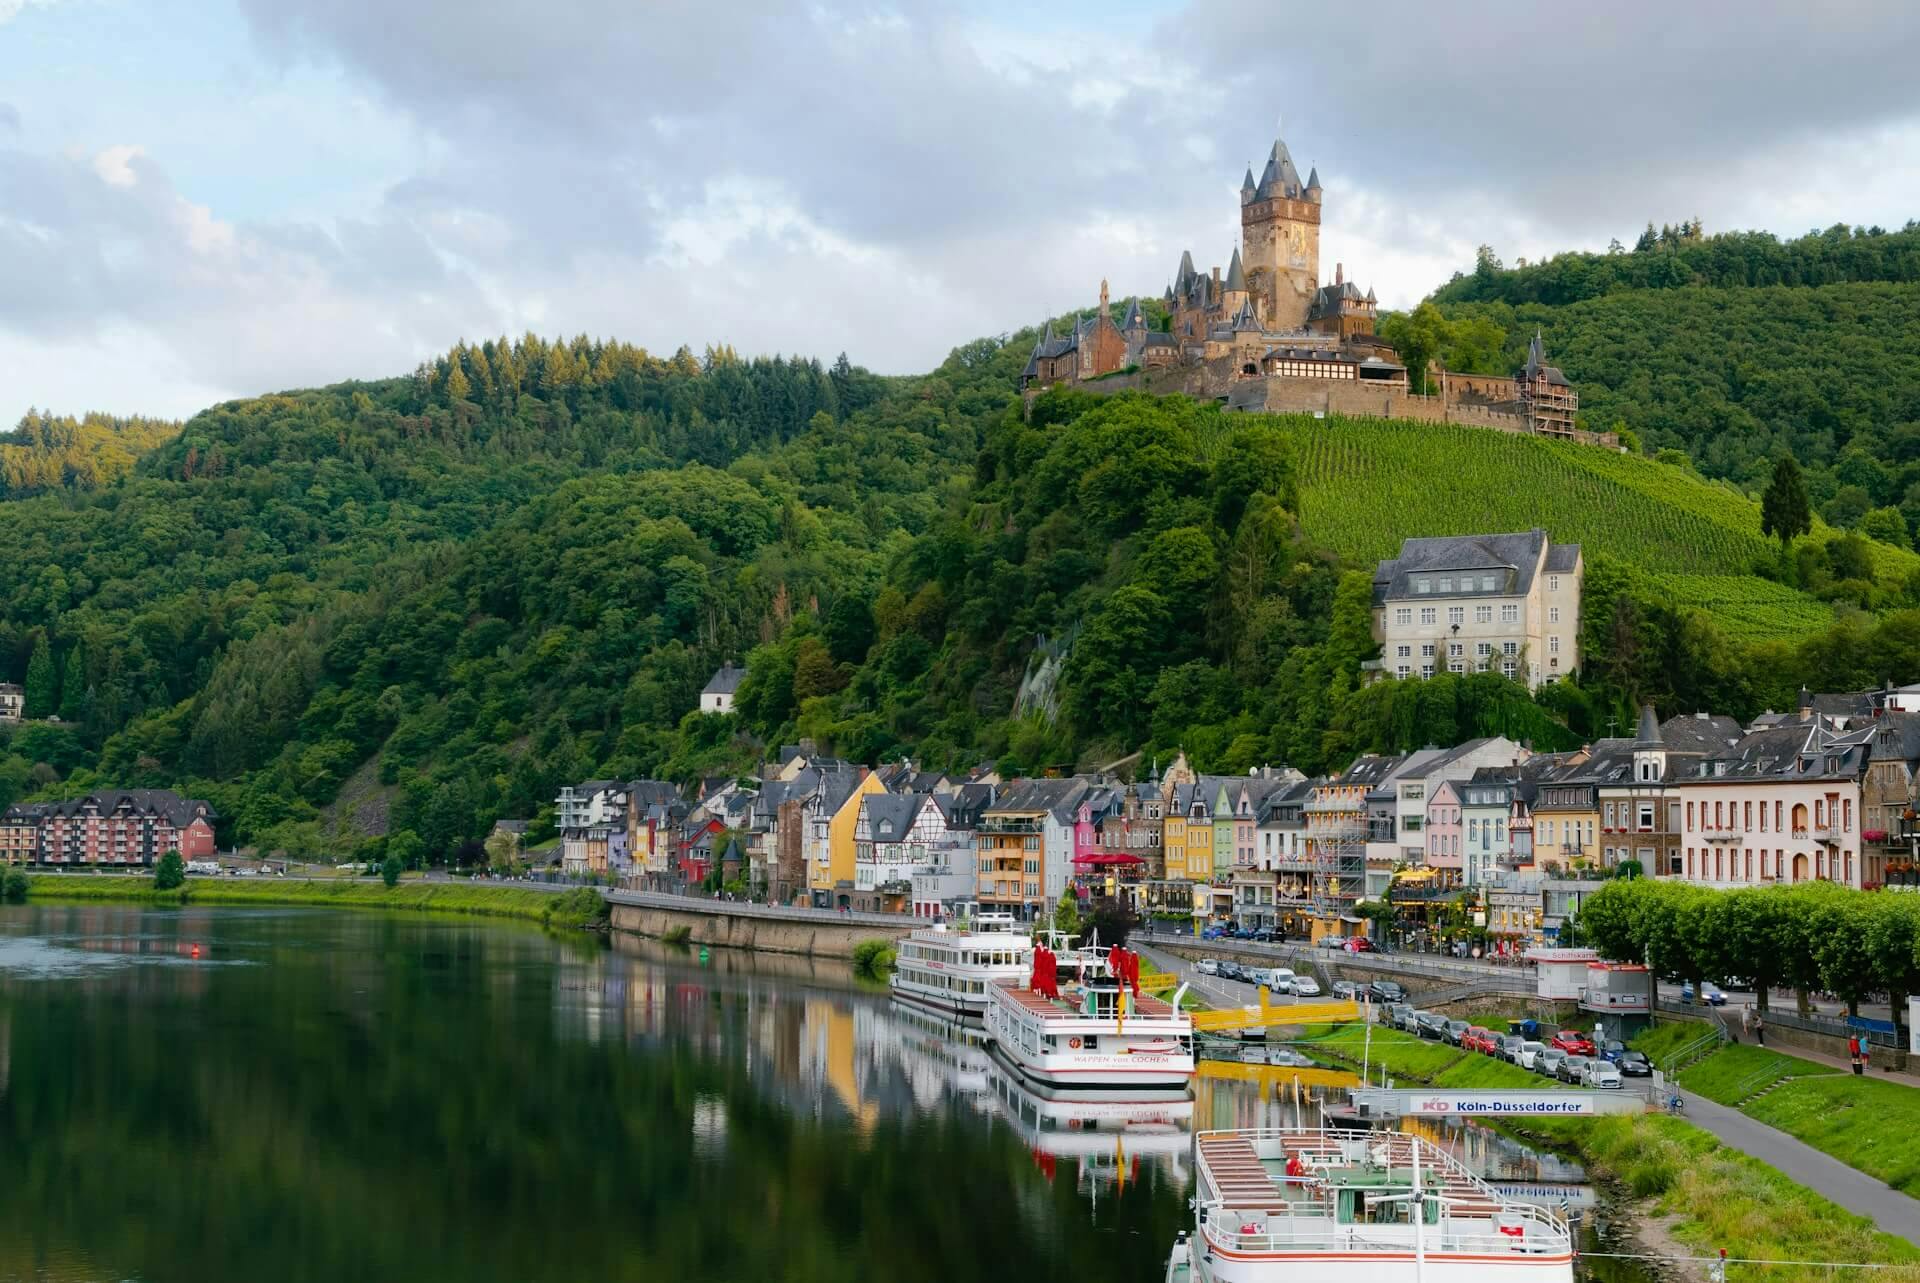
left=0, top=905, right=1646, bottom=1283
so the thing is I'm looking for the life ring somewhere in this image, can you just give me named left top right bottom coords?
left=1068, top=1036, right=1082, bottom=1050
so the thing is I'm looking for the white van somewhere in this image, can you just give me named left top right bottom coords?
left=1255, top=968, right=1295, bottom=994
left=185, top=860, right=220, bottom=876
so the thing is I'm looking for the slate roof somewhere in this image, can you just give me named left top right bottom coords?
left=1334, top=754, right=1405, bottom=789
left=39, top=789, right=216, bottom=827
left=1659, top=713, right=1745, bottom=756
left=1688, top=722, right=1874, bottom=782
left=1254, top=137, right=1305, bottom=200
left=1123, top=298, right=1145, bottom=331
left=1372, top=529, right=1579, bottom=605
left=703, top=664, right=747, bottom=696
left=1305, top=166, right=1321, bottom=191
left=863, top=792, right=925, bottom=841
left=1521, top=329, right=1573, bottom=387
left=1224, top=247, right=1246, bottom=292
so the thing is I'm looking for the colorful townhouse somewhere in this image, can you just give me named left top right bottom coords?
left=1671, top=719, right=1870, bottom=888
left=6, top=791, right=217, bottom=866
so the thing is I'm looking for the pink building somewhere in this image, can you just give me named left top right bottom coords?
left=1423, top=778, right=1464, bottom=874
left=24, top=790, right=217, bottom=866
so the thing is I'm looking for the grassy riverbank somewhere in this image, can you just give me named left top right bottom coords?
left=1301, top=1022, right=1920, bottom=1279
left=1671, top=1043, right=1920, bottom=1197
left=22, top=874, right=602, bottom=929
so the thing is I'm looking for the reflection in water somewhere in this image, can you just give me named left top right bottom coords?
left=0, top=905, right=1645, bottom=1283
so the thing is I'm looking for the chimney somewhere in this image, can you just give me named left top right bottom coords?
left=1335, top=262, right=1344, bottom=286
left=1212, top=266, right=1221, bottom=288
left=1099, top=278, right=1109, bottom=313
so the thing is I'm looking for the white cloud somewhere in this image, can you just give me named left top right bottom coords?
left=91, top=143, right=143, bottom=187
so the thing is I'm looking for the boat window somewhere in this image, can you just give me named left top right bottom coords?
left=1081, top=1036, right=1099, bottom=1051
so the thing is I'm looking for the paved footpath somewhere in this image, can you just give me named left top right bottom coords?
left=1674, top=1087, right=1920, bottom=1248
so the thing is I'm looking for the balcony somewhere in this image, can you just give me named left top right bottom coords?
left=1700, top=830, right=1740, bottom=844
left=979, top=817, right=1044, bottom=835
left=1811, top=825, right=1840, bottom=844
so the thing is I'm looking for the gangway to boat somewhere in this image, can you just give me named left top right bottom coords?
left=1195, top=1060, right=1359, bottom=1090
left=1188, top=997, right=1360, bottom=1034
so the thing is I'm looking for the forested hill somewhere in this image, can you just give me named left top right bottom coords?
left=1, top=410, right=179, bottom=496
left=1421, top=223, right=1920, bottom=535
left=8, top=308, right=1920, bottom=865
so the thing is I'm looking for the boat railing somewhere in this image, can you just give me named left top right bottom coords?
left=1198, top=1203, right=1572, bottom=1258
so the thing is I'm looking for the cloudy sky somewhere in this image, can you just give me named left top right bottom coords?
left=4, top=0, right=1919, bottom=421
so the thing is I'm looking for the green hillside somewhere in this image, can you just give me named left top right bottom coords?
left=5, top=302, right=1920, bottom=862
left=1261, top=417, right=1919, bottom=642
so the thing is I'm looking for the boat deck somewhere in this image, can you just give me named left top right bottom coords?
left=995, top=981, right=1178, bottom=1020
left=1198, top=1129, right=1506, bottom=1215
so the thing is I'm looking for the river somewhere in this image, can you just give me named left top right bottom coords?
left=0, top=905, right=1655, bottom=1283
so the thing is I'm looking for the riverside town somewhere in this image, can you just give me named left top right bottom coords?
left=10, top=10, right=1920, bottom=1282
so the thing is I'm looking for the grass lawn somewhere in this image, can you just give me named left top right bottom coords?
left=1677, top=1044, right=1836, bottom=1105
left=1434, top=1054, right=1538, bottom=1088
left=1742, top=1073, right=1920, bottom=1198
left=1296, top=1024, right=1463, bottom=1079
left=1631, top=1017, right=1721, bottom=1068
left=25, top=874, right=579, bottom=926
left=1527, top=1114, right=1920, bottom=1281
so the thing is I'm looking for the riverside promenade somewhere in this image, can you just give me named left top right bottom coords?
left=603, top=888, right=914, bottom=957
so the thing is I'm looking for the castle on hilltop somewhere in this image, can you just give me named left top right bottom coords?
left=1023, top=133, right=1602, bottom=445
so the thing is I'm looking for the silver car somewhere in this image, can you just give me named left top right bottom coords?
left=1291, top=975, right=1322, bottom=997
left=1582, top=1059, right=1623, bottom=1090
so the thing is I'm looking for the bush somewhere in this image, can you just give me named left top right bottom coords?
left=2, top=867, right=27, bottom=903
left=153, top=852, right=185, bottom=891
left=851, top=938, right=897, bottom=976
left=661, top=925, right=692, bottom=945
left=546, top=886, right=610, bottom=930
left=380, top=855, right=402, bottom=888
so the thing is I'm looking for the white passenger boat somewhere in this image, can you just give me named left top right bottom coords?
left=1165, top=1127, right=1574, bottom=1283
left=889, top=912, right=1032, bottom=1025
left=983, top=944, right=1195, bottom=1099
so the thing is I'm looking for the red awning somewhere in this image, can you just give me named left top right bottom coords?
left=1072, top=853, right=1145, bottom=867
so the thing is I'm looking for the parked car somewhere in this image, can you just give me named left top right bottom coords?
left=1330, top=980, right=1360, bottom=999
left=1223, top=962, right=1250, bottom=982
left=1195, top=958, right=1221, bottom=977
left=1512, top=1040, right=1547, bottom=1070
left=1384, top=1003, right=1413, bottom=1029
left=1261, top=968, right=1296, bottom=992
left=1344, top=937, right=1376, bottom=953
left=1443, top=1019, right=1470, bottom=1046
left=1681, top=980, right=1728, bottom=1006
left=1460, top=1027, right=1494, bottom=1054
left=1616, top=1050, right=1653, bottom=1078
left=1251, top=929, right=1276, bottom=943
left=1291, top=975, right=1323, bottom=997
left=1582, top=1059, right=1623, bottom=1090
left=1368, top=980, right=1407, bottom=1003
left=1394, top=1006, right=1421, bottom=1032
left=1319, top=935, right=1349, bottom=949
left=1556, top=1055, right=1591, bottom=1084
left=1549, top=1030, right=1596, bottom=1057
left=1534, top=1048, right=1568, bottom=1078
left=1416, top=1012, right=1449, bottom=1040
left=1498, top=1034, right=1526, bottom=1061
left=1598, top=1039, right=1628, bottom=1065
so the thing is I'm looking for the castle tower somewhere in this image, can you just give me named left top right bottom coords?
left=1240, top=136, right=1321, bottom=332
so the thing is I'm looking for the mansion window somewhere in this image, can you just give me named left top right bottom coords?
left=1474, top=605, right=1493, bottom=624
left=1419, top=608, right=1436, bottom=625
left=1416, top=579, right=1431, bottom=593
left=1502, top=660, right=1517, bottom=679
left=1421, top=664, right=1434, bottom=678
left=1438, top=578, right=1453, bottom=593
left=1549, top=636, right=1560, bottom=653
left=1421, top=643, right=1435, bottom=658
left=1502, top=641, right=1519, bottom=656
left=1397, top=645, right=1411, bottom=657
left=1500, top=604, right=1520, bottom=623
left=1480, top=576, right=1497, bottom=592
left=1396, top=665, right=1410, bottom=678
left=1449, top=642, right=1463, bottom=657
left=1448, top=606, right=1464, bottom=625
left=1476, top=642, right=1492, bottom=657
left=1395, top=608, right=1412, bottom=626
left=1548, top=575, right=1561, bottom=592
left=1549, top=606, right=1560, bottom=623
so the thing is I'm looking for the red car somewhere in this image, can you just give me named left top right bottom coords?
left=1461, top=1027, right=1495, bottom=1053
left=1343, top=937, right=1375, bottom=953
left=1550, top=1030, right=1596, bottom=1057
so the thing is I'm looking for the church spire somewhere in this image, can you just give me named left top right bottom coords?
left=1224, top=247, right=1246, bottom=292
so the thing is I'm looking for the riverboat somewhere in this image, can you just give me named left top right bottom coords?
left=984, top=945, right=1195, bottom=1099
left=1165, top=1127, right=1574, bottom=1283
left=889, top=912, right=1033, bottom=1025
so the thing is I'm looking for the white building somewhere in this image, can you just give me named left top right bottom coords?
left=1370, top=529, right=1582, bottom=690
left=700, top=664, right=746, bottom=714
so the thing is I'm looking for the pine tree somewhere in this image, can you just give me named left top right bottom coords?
left=1761, top=455, right=1812, bottom=548
left=23, top=634, right=55, bottom=718
left=58, top=637, right=89, bottom=723
left=444, top=358, right=471, bottom=404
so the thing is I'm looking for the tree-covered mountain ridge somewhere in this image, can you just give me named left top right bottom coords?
left=5, top=294, right=1920, bottom=863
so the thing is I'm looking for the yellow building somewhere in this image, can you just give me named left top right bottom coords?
left=1163, top=812, right=1189, bottom=881
left=1532, top=767, right=1599, bottom=873
left=811, top=772, right=886, bottom=898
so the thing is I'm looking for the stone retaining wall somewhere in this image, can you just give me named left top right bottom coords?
left=607, top=901, right=915, bottom=959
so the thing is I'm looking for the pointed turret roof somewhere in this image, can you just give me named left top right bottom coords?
left=1634, top=703, right=1663, bottom=747
left=1305, top=165, right=1321, bottom=191
left=1241, top=165, right=1256, bottom=193
left=1364, top=285, right=1376, bottom=304
left=1231, top=298, right=1261, bottom=332
left=1524, top=328, right=1546, bottom=379
left=1255, top=137, right=1305, bottom=200
left=1176, top=249, right=1196, bottom=291
left=1224, top=247, right=1246, bottom=292
left=1122, top=297, right=1145, bottom=332
left=1163, top=282, right=1174, bottom=303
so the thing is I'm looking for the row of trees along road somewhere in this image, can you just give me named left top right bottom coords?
left=1579, top=877, right=1920, bottom=1041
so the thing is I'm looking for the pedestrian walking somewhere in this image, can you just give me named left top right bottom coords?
left=1861, top=1038, right=1871, bottom=1074
left=1849, top=1033, right=1863, bottom=1074
left=1753, top=1011, right=1764, bottom=1045
left=1740, top=1007, right=1751, bottom=1037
